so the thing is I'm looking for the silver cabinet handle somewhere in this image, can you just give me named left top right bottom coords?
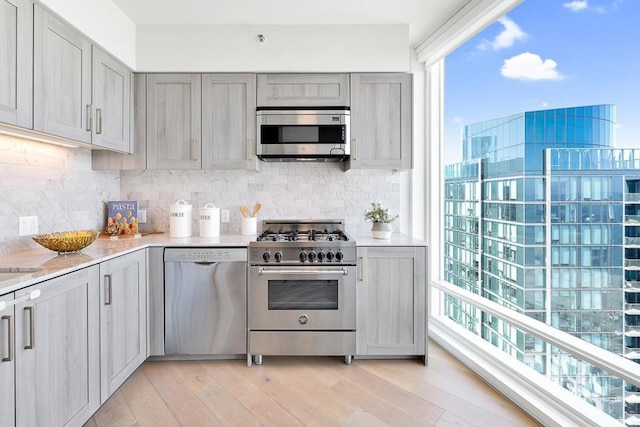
left=24, top=306, right=34, bottom=350
left=104, top=274, right=112, bottom=305
left=96, top=108, right=103, bottom=135
left=191, top=139, right=198, bottom=161
left=86, top=105, right=93, bottom=132
left=358, top=257, right=364, bottom=281
left=1, top=315, right=12, bottom=362
left=352, top=138, right=357, bottom=160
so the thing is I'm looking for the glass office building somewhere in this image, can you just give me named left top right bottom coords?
left=444, top=105, right=640, bottom=421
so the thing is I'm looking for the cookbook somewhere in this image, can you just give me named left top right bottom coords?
left=106, top=201, right=139, bottom=236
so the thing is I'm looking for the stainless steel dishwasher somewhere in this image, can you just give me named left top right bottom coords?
left=164, top=247, right=247, bottom=356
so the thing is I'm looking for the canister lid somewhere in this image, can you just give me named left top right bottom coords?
left=170, top=199, right=192, bottom=211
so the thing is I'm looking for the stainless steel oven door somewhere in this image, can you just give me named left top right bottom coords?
left=248, top=265, right=356, bottom=330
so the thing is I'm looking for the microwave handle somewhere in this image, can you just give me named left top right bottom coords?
left=352, top=138, right=357, bottom=160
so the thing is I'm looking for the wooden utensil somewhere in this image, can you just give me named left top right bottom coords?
left=251, top=203, right=261, bottom=217
left=240, top=205, right=250, bottom=218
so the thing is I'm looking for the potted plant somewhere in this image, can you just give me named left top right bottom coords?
left=364, top=201, right=398, bottom=239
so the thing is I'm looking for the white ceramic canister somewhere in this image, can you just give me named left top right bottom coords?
left=199, top=203, right=220, bottom=238
left=169, top=199, right=193, bottom=238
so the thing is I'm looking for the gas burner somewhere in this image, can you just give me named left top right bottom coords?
left=250, top=220, right=356, bottom=265
left=257, top=227, right=350, bottom=243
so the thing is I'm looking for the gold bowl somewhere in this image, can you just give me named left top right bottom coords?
left=32, top=230, right=100, bottom=255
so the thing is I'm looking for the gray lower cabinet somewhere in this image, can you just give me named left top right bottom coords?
left=147, top=246, right=164, bottom=356
left=202, top=73, right=258, bottom=170
left=257, top=73, right=350, bottom=107
left=15, top=266, right=101, bottom=427
left=99, top=249, right=147, bottom=403
left=356, top=246, right=427, bottom=359
left=146, top=73, right=202, bottom=169
left=0, top=293, right=16, bottom=426
left=347, top=73, right=413, bottom=170
left=33, top=3, right=92, bottom=143
left=0, top=0, right=32, bottom=128
left=92, top=46, right=132, bottom=152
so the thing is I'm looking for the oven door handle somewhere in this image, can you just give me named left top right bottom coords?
left=257, top=267, right=349, bottom=276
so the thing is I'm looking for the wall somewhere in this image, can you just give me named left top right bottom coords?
left=0, top=135, right=120, bottom=255
left=39, top=0, right=136, bottom=68
left=136, top=24, right=410, bottom=72
left=120, top=163, right=404, bottom=236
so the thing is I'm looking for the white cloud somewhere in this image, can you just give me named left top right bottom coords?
left=501, top=52, right=566, bottom=81
left=563, top=0, right=589, bottom=11
left=453, top=116, right=464, bottom=124
left=477, top=16, right=527, bottom=51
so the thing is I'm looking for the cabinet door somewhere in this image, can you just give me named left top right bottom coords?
left=348, top=73, right=412, bottom=170
left=33, top=4, right=92, bottom=143
left=147, top=247, right=165, bottom=356
left=147, top=74, right=202, bottom=169
left=257, top=73, right=350, bottom=107
left=202, top=74, right=258, bottom=170
left=92, top=73, right=147, bottom=170
left=0, top=293, right=15, bottom=427
left=356, top=246, right=426, bottom=356
left=99, top=250, right=146, bottom=403
left=0, top=0, right=32, bottom=128
left=15, top=266, right=100, bottom=427
left=92, top=46, right=132, bottom=152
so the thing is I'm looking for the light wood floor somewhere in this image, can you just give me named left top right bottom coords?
left=85, top=340, right=541, bottom=427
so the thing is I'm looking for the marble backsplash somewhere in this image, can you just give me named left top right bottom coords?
left=0, top=134, right=402, bottom=256
left=120, top=162, right=402, bottom=237
left=0, top=135, right=120, bottom=256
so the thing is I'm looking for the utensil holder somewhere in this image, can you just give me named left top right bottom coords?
left=241, top=217, right=257, bottom=235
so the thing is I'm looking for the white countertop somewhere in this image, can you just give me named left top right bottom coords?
left=0, top=231, right=427, bottom=295
left=350, top=232, right=428, bottom=247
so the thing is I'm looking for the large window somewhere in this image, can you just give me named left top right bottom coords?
left=436, top=0, right=640, bottom=422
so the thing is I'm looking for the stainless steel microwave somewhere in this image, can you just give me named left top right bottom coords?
left=256, top=107, right=350, bottom=162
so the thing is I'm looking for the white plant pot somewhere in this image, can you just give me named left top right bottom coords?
left=371, top=222, right=393, bottom=239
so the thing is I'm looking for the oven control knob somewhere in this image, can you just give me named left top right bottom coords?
left=317, top=251, right=325, bottom=262
left=298, top=314, right=309, bottom=326
left=308, top=251, right=316, bottom=262
left=274, top=251, right=283, bottom=262
left=326, top=251, right=335, bottom=261
left=335, top=251, right=344, bottom=262
left=262, top=252, right=271, bottom=262
left=299, top=251, right=307, bottom=262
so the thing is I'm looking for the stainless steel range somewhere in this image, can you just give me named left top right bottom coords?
left=248, top=220, right=356, bottom=366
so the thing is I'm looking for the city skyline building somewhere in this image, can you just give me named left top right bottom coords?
left=444, top=104, right=640, bottom=421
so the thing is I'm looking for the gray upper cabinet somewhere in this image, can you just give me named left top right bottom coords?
left=356, top=246, right=426, bottom=359
left=92, top=47, right=132, bottom=152
left=347, top=73, right=413, bottom=170
left=33, top=3, right=92, bottom=143
left=202, top=73, right=258, bottom=170
left=99, top=249, right=147, bottom=403
left=147, top=74, right=202, bottom=169
left=257, top=73, right=350, bottom=107
left=15, top=266, right=101, bottom=427
left=92, top=73, right=146, bottom=169
left=0, top=0, right=32, bottom=128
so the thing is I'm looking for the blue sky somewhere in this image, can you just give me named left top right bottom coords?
left=444, top=0, right=640, bottom=164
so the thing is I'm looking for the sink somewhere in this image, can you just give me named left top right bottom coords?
left=0, top=267, right=43, bottom=281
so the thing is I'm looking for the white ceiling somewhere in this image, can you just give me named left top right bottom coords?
left=111, top=0, right=469, bottom=45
